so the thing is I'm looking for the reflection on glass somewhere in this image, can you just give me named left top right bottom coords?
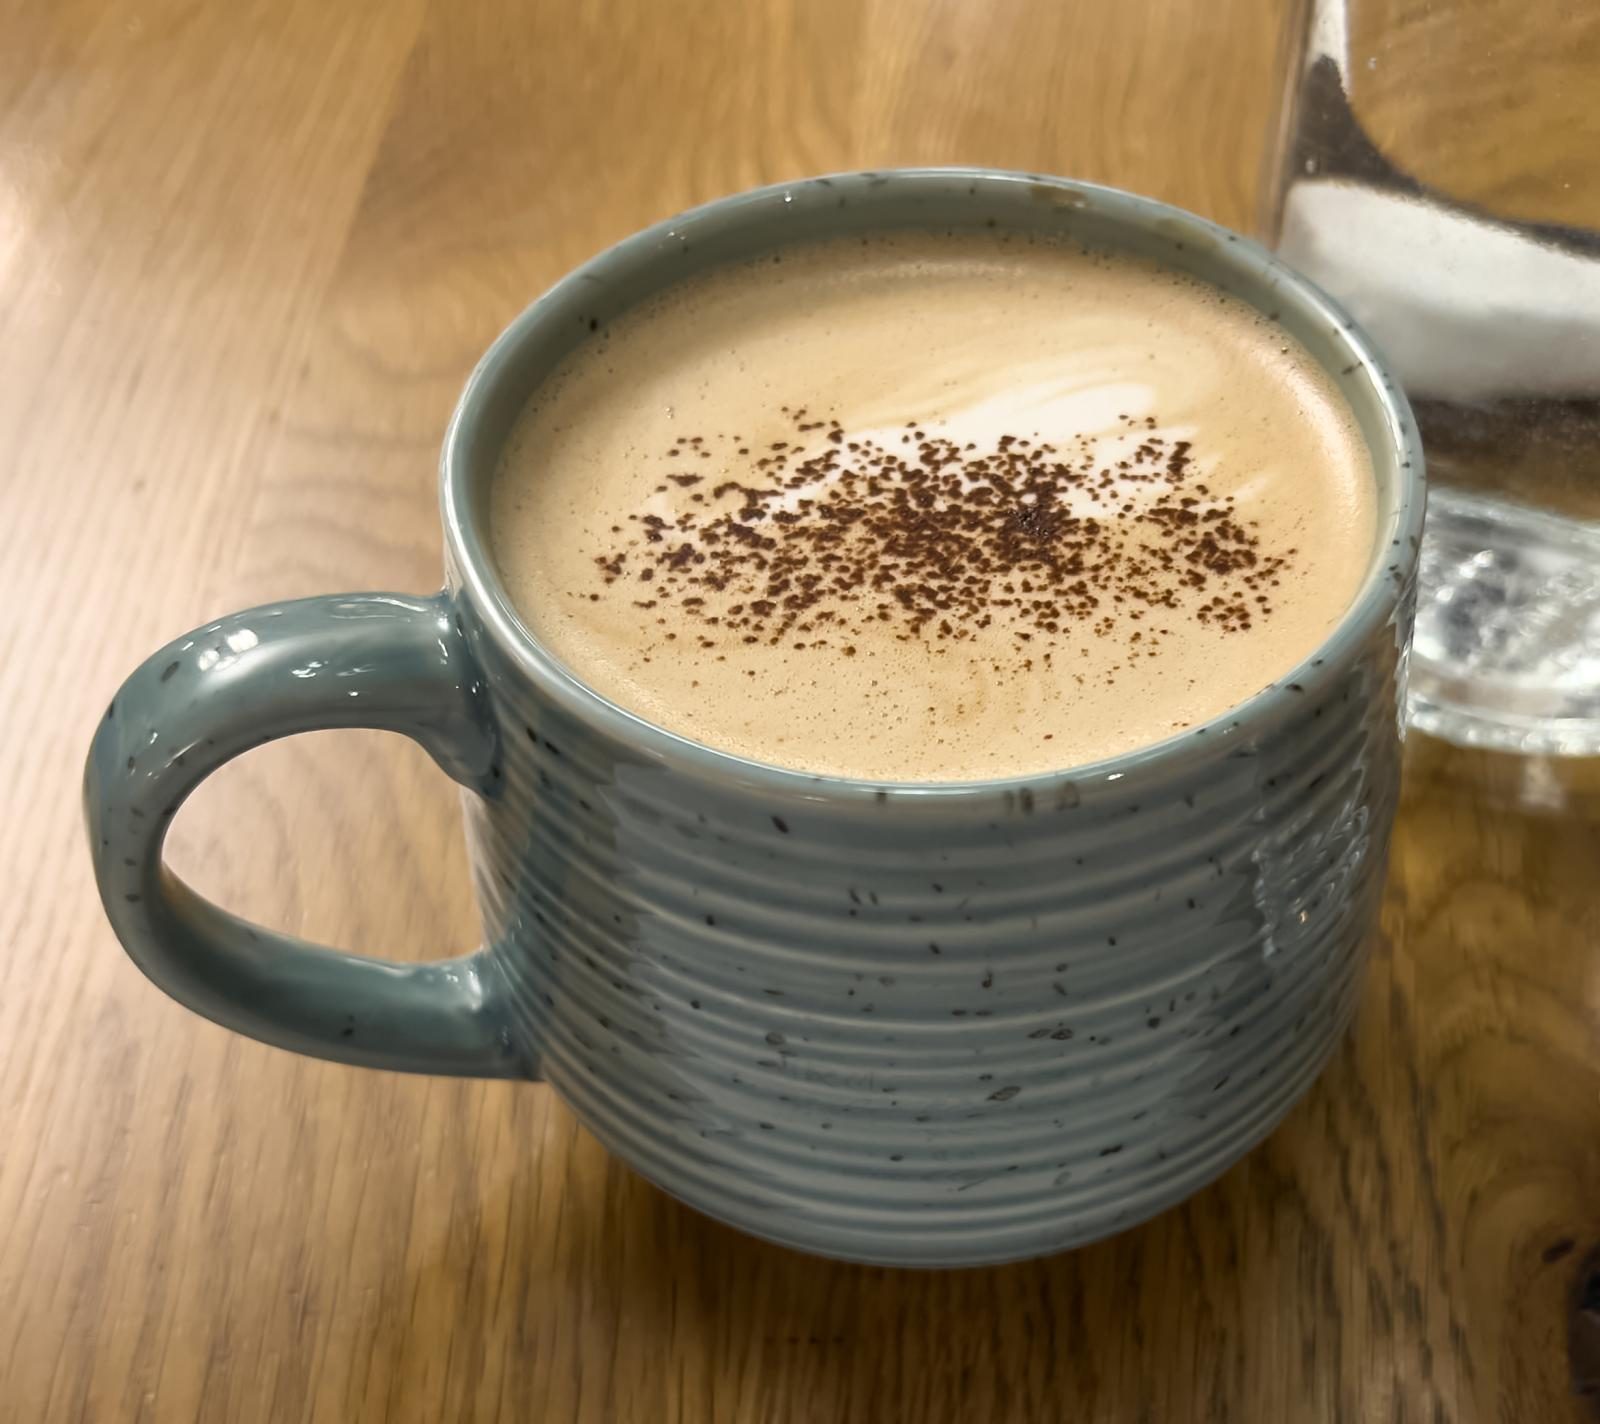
left=1262, top=0, right=1600, bottom=753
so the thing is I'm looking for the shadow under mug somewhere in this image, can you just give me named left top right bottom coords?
left=84, top=169, right=1425, bottom=1267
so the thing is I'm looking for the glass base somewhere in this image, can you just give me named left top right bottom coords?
left=1409, top=489, right=1600, bottom=755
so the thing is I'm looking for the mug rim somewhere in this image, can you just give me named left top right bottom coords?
left=440, top=166, right=1425, bottom=801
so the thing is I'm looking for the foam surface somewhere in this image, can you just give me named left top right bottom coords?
left=491, top=233, right=1376, bottom=781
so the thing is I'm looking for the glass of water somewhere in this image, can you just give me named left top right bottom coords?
left=1261, top=0, right=1600, bottom=754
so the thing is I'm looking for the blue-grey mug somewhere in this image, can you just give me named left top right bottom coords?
left=85, top=169, right=1423, bottom=1267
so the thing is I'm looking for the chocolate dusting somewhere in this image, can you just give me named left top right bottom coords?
left=591, top=407, right=1292, bottom=677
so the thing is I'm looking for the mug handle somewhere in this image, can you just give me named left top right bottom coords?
left=83, top=592, right=524, bottom=1078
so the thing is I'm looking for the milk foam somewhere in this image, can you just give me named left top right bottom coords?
left=491, top=233, right=1376, bottom=781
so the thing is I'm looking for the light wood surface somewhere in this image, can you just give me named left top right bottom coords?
left=3, top=2, right=1596, bottom=1420
left=1349, top=0, right=1600, bottom=228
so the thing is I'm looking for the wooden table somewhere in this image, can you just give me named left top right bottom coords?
left=4, top=1, right=1598, bottom=1419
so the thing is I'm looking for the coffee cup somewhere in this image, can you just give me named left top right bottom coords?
left=85, top=169, right=1423, bottom=1266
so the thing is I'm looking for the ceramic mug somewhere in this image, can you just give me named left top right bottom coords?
left=85, top=169, right=1423, bottom=1267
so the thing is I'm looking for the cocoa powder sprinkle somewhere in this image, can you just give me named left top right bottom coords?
left=599, top=411, right=1288, bottom=658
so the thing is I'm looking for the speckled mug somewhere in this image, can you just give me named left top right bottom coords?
left=85, top=169, right=1423, bottom=1267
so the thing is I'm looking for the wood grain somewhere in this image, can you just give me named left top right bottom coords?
left=2, top=1, right=1595, bottom=1419
left=1347, top=0, right=1600, bottom=228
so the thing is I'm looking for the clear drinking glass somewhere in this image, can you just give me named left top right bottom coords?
left=1262, top=0, right=1600, bottom=753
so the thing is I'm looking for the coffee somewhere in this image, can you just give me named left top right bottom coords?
left=491, top=232, right=1376, bottom=781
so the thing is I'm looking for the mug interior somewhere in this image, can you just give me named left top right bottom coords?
left=441, top=168, right=1424, bottom=796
